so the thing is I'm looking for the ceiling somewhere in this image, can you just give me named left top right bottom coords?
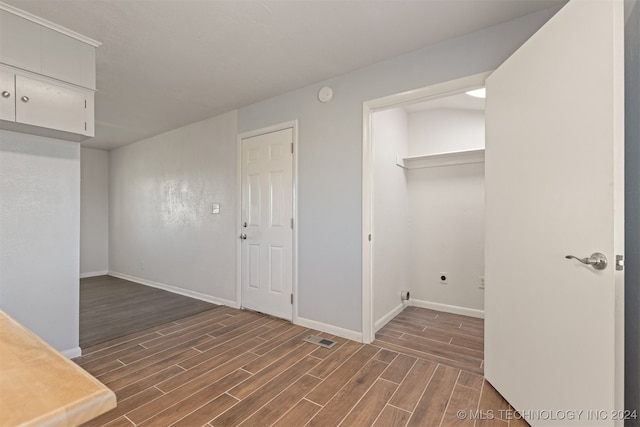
left=4, top=0, right=564, bottom=151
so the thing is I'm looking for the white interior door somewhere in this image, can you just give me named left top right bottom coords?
left=241, top=128, right=294, bottom=320
left=485, top=1, right=624, bottom=425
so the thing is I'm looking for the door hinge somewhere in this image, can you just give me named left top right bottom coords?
left=616, top=255, right=624, bottom=271
left=84, top=99, right=87, bottom=108
left=291, top=143, right=294, bottom=154
left=291, top=218, right=294, bottom=229
left=368, top=234, right=372, bottom=242
left=84, top=122, right=87, bottom=131
left=290, top=294, right=293, bottom=304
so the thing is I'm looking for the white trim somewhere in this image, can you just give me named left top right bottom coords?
left=80, top=270, right=108, bottom=279
left=108, top=271, right=239, bottom=308
left=0, top=2, right=102, bottom=47
left=295, top=316, right=363, bottom=342
left=410, top=298, right=484, bottom=319
left=374, top=302, right=406, bottom=333
left=361, top=72, right=491, bottom=344
left=61, top=346, right=82, bottom=359
left=292, top=123, right=299, bottom=325
left=1, top=63, right=96, bottom=92
left=236, top=121, right=299, bottom=321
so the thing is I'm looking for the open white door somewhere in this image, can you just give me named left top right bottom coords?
left=485, top=0, right=625, bottom=425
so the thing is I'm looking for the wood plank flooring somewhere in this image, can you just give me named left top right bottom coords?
left=75, top=306, right=528, bottom=427
left=80, top=276, right=219, bottom=348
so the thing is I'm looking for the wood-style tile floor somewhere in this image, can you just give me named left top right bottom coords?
left=75, top=306, right=528, bottom=427
left=80, top=276, right=218, bottom=348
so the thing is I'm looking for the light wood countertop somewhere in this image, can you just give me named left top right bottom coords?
left=0, top=311, right=116, bottom=426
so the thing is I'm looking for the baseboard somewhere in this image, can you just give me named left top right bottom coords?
left=80, top=270, right=108, bottom=279
left=61, top=346, right=82, bottom=359
left=374, top=302, right=407, bottom=333
left=295, top=316, right=363, bottom=342
left=410, top=298, right=484, bottom=319
left=107, top=271, right=240, bottom=309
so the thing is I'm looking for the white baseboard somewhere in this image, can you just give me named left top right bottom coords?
left=374, top=302, right=407, bottom=333
left=61, top=346, right=82, bottom=359
left=80, top=270, right=108, bottom=279
left=107, top=271, right=240, bottom=309
left=410, top=298, right=484, bottom=319
left=295, top=316, right=363, bottom=342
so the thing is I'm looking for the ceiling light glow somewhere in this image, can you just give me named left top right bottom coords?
left=466, top=88, right=486, bottom=99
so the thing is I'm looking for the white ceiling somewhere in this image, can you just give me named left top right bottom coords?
left=4, top=0, right=564, bottom=150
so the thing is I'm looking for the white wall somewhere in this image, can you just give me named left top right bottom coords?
left=80, top=147, right=109, bottom=277
left=372, top=108, right=410, bottom=328
left=406, top=108, right=485, bottom=313
left=407, top=163, right=485, bottom=312
left=109, top=111, right=238, bottom=305
left=0, top=130, right=80, bottom=355
left=237, top=9, right=558, bottom=335
left=408, top=108, right=484, bottom=155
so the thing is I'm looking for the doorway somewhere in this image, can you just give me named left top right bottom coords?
left=237, top=122, right=298, bottom=321
left=362, top=72, right=489, bottom=343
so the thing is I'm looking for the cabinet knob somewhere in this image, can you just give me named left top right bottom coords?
left=21, top=96, right=29, bottom=103
left=1, top=91, right=10, bottom=98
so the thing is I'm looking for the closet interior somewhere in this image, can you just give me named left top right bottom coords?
left=372, top=91, right=486, bottom=332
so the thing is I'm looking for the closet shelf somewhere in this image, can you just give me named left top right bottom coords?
left=396, top=148, right=485, bottom=169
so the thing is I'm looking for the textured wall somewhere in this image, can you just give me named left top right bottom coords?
left=0, top=130, right=80, bottom=354
left=80, top=147, right=109, bottom=276
left=372, top=108, right=410, bottom=326
left=109, top=111, right=238, bottom=304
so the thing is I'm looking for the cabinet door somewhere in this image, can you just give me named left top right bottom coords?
left=15, top=75, right=88, bottom=135
left=0, top=70, right=15, bottom=122
left=42, top=29, right=96, bottom=89
left=0, top=11, right=41, bottom=72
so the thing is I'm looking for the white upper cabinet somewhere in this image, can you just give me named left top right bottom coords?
left=0, top=69, right=15, bottom=122
left=1, top=66, right=94, bottom=138
left=41, top=29, right=96, bottom=90
left=15, top=74, right=93, bottom=136
left=0, top=7, right=99, bottom=89
left=0, top=11, right=41, bottom=73
left=0, top=3, right=99, bottom=140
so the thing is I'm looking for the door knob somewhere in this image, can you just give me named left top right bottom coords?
left=565, top=252, right=607, bottom=270
left=1, top=91, right=10, bottom=98
left=240, top=234, right=247, bottom=240
left=21, top=96, right=29, bottom=103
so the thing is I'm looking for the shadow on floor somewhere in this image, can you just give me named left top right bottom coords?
left=80, top=275, right=219, bottom=348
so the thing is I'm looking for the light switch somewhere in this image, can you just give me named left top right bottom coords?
left=212, top=203, right=220, bottom=214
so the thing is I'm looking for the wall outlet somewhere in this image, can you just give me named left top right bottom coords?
left=479, top=276, right=485, bottom=289
left=439, top=273, right=448, bottom=284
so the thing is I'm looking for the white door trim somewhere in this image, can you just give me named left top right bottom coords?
left=236, top=120, right=299, bottom=323
left=361, top=72, right=491, bottom=343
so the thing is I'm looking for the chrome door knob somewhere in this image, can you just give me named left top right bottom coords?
left=21, top=96, right=29, bottom=103
left=1, top=91, right=10, bottom=98
left=240, top=234, right=247, bottom=240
